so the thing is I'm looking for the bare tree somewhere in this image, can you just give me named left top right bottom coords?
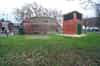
left=65, top=0, right=96, bottom=9
left=13, top=8, right=25, bottom=21
left=21, top=5, right=33, bottom=18
left=95, top=4, right=100, bottom=28
left=13, top=2, right=62, bottom=20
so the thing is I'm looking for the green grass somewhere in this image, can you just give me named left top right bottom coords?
left=0, top=33, right=100, bottom=66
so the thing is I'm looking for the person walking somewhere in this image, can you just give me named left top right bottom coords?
left=5, top=29, right=9, bottom=37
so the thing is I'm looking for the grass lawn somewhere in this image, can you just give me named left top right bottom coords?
left=0, top=32, right=100, bottom=66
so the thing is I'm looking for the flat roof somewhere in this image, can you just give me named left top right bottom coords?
left=63, top=11, right=82, bottom=20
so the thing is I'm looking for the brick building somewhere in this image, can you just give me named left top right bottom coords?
left=63, top=11, right=82, bottom=34
left=82, top=17, right=99, bottom=27
left=22, top=17, right=59, bottom=34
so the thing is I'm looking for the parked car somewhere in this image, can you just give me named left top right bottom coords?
left=86, top=27, right=99, bottom=32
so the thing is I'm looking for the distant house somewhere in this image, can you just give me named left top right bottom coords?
left=0, top=19, right=14, bottom=33
left=82, top=17, right=98, bottom=27
left=82, top=17, right=100, bottom=32
left=22, top=17, right=59, bottom=34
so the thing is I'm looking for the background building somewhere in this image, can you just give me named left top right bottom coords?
left=0, top=19, right=14, bottom=33
left=22, top=17, right=59, bottom=34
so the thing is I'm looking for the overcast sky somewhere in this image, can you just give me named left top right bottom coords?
left=0, top=0, right=98, bottom=22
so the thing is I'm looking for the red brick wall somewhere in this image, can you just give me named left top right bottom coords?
left=63, top=15, right=77, bottom=34
left=24, top=23, right=33, bottom=34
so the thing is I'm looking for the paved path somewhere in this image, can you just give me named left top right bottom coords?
left=58, top=34, right=86, bottom=37
left=0, top=33, right=14, bottom=37
left=0, top=34, right=7, bottom=37
left=25, top=35, right=49, bottom=39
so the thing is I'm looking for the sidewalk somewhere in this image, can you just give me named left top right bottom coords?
left=25, top=35, right=49, bottom=39
left=0, top=32, right=14, bottom=37
left=58, top=34, right=86, bottom=37
left=0, top=34, right=7, bottom=37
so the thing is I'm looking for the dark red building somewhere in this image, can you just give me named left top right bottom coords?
left=63, top=11, right=82, bottom=34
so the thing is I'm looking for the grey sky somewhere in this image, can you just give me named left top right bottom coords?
left=0, top=0, right=98, bottom=22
